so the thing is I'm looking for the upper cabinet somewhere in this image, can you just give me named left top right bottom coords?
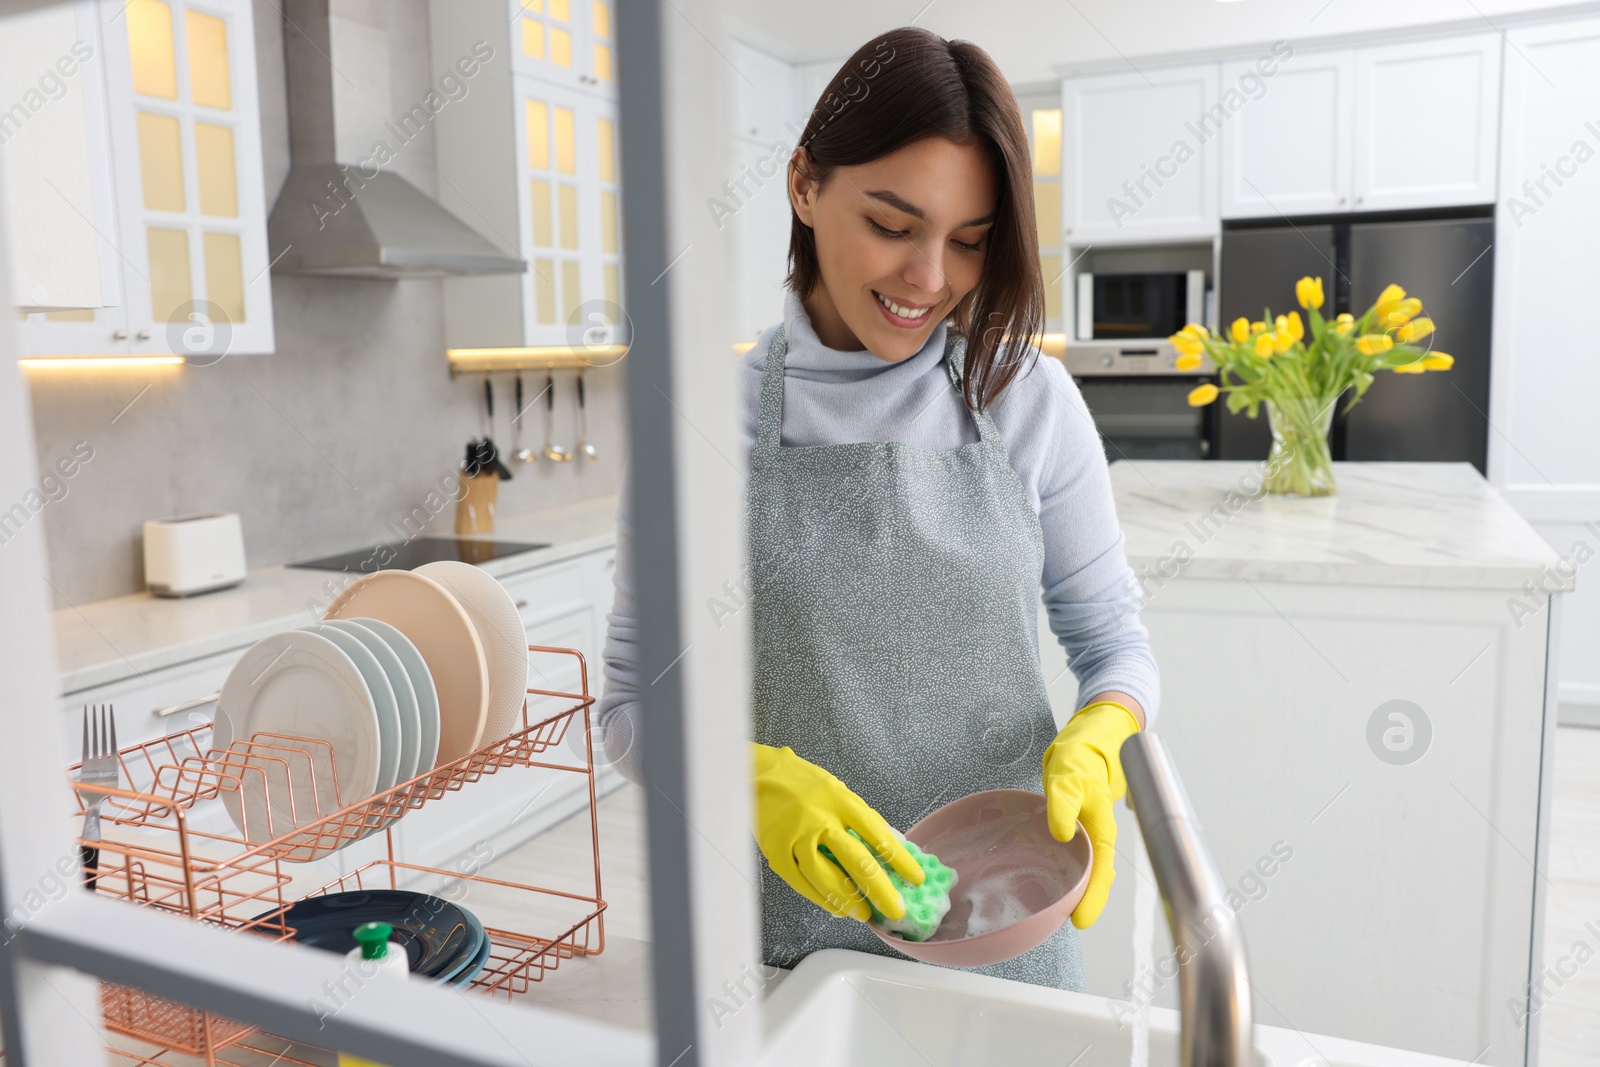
left=11, top=0, right=273, bottom=359
left=430, top=0, right=627, bottom=355
left=1220, top=50, right=1354, bottom=218
left=1352, top=34, right=1501, bottom=211
left=1221, top=33, right=1501, bottom=219
left=1062, top=64, right=1221, bottom=243
left=0, top=1, right=118, bottom=315
left=512, top=0, right=617, bottom=99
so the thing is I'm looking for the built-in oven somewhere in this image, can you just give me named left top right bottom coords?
left=1064, top=345, right=1215, bottom=461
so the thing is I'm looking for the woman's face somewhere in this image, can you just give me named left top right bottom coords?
left=790, top=136, right=998, bottom=363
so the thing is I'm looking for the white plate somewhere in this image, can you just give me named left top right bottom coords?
left=353, top=616, right=439, bottom=773
left=324, top=619, right=420, bottom=784
left=414, top=561, right=529, bottom=744
left=325, top=570, right=487, bottom=766
left=302, top=623, right=400, bottom=794
left=213, top=631, right=380, bottom=857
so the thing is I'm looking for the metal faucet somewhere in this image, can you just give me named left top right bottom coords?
left=1120, top=732, right=1255, bottom=1067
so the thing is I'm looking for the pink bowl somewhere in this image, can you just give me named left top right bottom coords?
left=866, top=789, right=1093, bottom=968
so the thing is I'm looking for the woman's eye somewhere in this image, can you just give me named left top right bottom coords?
left=867, top=218, right=906, bottom=239
left=954, top=237, right=984, bottom=253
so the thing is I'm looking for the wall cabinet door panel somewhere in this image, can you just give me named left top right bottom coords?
left=1220, top=51, right=1353, bottom=218
left=1062, top=64, right=1220, bottom=242
left=1353, top=33, right=1501, bottom=210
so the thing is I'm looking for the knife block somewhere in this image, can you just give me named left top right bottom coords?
left=455, top=473, right=499, bottom=534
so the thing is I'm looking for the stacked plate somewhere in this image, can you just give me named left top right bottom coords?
left=264, top=890, right=491, bottom=987
left=212, top=563, right=529, bottom=856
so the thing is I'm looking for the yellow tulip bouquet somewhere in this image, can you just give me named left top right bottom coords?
left=1170, top=277, right=1453, bottom=496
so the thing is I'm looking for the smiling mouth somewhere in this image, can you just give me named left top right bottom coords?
left=873, top=290, right=935, bottom=325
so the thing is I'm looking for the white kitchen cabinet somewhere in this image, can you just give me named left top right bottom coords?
left=1220, top=34, right=1499, bottom=219
left=431, top=0, right=626, bottom=352
left=1086, top=462, right=1562, bottom=1067
left=1492, top=15, right=1600, bottom=725
left=732, top=38, right=794, bottom=144
left=1353, top=33, right=1502, bottom=211
left=1492, top=16, right=1600, bottom=492
left=0, top=1, right=118, bottom=313
left=510, top=0, right=617, bottom=100
left=17, top=0, right=274, bottom=359
left=1219, top=50, right=1354, bottom=218
left=1061, top=63, right=1220, bottom=242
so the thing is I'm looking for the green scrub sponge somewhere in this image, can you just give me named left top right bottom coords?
left=822, top=832, right=958, bottom=942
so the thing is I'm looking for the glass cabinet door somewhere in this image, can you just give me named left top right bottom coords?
left=514, top=0, right=617, bottom=98
left=103, top=0, right=272, bottom=358
left=514, top=76, right=623, bottom=348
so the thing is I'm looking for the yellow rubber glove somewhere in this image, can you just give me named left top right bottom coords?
left=1042, top=700, right=1142, bottom=929
left=751, top=742, right=924, bottom=922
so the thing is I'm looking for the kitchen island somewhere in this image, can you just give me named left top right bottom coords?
left=1077, top=461, right=1570, bottom=1067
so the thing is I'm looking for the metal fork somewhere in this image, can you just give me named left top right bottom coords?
left=78, top=704, right=118, bottom=891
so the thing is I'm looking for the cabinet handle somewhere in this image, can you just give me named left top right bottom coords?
left=154, top=692, right=220, bottom=718
left=515, top=599, right=529, bottom=609
left=112, top=329, right=128, bottom=340
left=136, top=329, right=151, bottom=341
left=1355, top=196, right=1364, bottom=205
left=1338, top=196, right=1347, bottom=205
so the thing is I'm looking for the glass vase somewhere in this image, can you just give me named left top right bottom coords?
left=1263, top=396, right=1338, bottom=497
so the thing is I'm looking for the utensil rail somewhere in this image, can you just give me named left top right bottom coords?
left=61, top=645, right=608, bottom=1066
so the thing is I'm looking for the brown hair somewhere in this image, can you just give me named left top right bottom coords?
left=786, top=26, right=1042, bottom=412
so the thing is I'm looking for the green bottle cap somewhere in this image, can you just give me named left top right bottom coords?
left=352, top=922, right=394, bottom=961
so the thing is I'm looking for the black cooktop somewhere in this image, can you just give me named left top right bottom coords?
left=289, top=537, right=550, bottom=572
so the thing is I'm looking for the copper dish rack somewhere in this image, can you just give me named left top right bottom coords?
left=63, top=645, right=607, bottom=1067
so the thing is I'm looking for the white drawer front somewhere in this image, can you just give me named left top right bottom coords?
left=525, top=606, right=596, bottom=698
left=500, top=560, right=586, bottom=627
left=61, top=646, right=244, bottom=754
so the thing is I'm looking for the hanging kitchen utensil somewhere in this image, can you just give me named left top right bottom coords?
left=514, top=374, right=536, bottom=463
left=576, top=371, right=598, bottom=464
left=543, top=373, right=572, bottom=463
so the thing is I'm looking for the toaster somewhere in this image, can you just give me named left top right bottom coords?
left=142, top=513, right=247, bottom=597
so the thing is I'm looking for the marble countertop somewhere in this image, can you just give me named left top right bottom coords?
left=55, top=495, right=620, bottom=695
left=1112, top=461, right=1575, bottom=591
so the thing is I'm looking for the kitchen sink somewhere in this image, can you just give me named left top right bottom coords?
left=759, top=949, right=1481, bottom=1067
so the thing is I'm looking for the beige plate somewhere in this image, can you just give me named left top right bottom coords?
left=414, top=561, right=530, bottom=745
left=325, top=570, right=488, bottom=767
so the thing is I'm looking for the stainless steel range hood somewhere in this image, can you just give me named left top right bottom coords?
left=267, top=0, right=524, bottom=278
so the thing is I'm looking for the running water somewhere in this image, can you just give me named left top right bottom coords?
left=1130, top=832, right=1156, bottom=1067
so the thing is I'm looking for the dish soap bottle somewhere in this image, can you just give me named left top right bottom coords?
left=337, top=922, right=408, bottom=1067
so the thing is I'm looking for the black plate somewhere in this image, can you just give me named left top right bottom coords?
left=445, top=927, right=493, bottom=987
left=266, top=890, right=484, bottom=981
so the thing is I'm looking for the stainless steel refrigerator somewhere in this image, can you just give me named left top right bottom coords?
left=1214, top=216, right=1493, bottom=473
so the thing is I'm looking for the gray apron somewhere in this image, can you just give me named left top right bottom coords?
left=747, top=322, right=1085, bottom=991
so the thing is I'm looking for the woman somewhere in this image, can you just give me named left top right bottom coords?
left=597, top=26, right=1158, bottom=991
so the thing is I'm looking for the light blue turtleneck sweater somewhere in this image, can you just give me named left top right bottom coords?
left=596, top=289, right=1160, bottom=782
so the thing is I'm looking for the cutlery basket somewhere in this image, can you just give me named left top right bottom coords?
left=64, top=645, right=608, bottom=1067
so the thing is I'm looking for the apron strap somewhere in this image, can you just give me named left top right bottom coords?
left=754, top=323, right=789, bottom=458
left=755, top=320, right=999, bottom=454
left=942, top=331, right=1000, bottom=445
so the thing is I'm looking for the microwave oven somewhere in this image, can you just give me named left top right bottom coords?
left=1075, top=269, right=1207, bottom=341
